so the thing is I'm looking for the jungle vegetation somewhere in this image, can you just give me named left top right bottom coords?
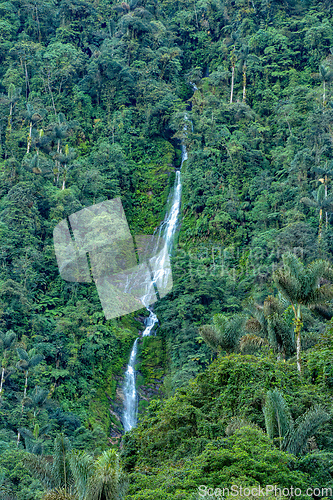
left=2, top=0, right=333, bottom=497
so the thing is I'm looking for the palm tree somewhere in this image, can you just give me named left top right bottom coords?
left=285, top=406, right=331, bottom=456
left=237, top=45, right=249, bottom=102
left=16, top=348, right=44, bottom=404
left=263, top=296, right=295, bottom=360
left=53, top=144, right=76, bottom=190
left=264, top=389, right=293, bottom=449
left=314, top=162, right=333, bottom=228
left=0, top=330, right=16, bottom=399
left=242, top=299, right=294, bottom=359
left=19, top=422, right=50, bottom=455
left=301, top=184, right=333, bottom=241
left=70, top=449, right=128, bottom=500
left=319, top=64, right=333, bottom=105
left=24, top=103, right=44, bottom=154
left=50, top=112, right=69, bottom=155
left=199, top=314, right=244, bottom=354
left=24, top=437, right=127, bottom=500
left=264, top=389, right=330, bottom=456
left=273, top=253, right=333, bottom=372
left=26, top=386, right=52, bottom=424
left=24, top=433, right=73, bottom=493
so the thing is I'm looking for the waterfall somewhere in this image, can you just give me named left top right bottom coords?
left=122, top=338, right=138, bottom=432
left=122, top=124, right=188, bottom=433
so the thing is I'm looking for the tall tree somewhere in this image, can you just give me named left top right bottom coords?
left=24, top=433, right=73, bottom=493
left=319, top=64, right=333, bottom=106
left=263, top=296, right=295, bottom=360
left=273, top=253, right=333, bottom=372
left=230, top=49, right=236, bottom=104
left=300, top=184, right=333, bottom=241
left=70, top=449, right=128, bottom=500
left=313, top=162, right=333, bottom=228
left=24, top=103, right=44, bottom=154
left=25, top=442, right=127, bottom=500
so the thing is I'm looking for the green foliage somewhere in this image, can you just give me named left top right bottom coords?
left=3, top=0, right=333, bottom=497
left=137, top=335, right=165, bottom=383
left=123, top=354, right=330, bottom=469
left=264, top=389, right=293, bottom=444
left=199, top=313, right=245, bottom=354
left=284, top=406, right=331, bottom=457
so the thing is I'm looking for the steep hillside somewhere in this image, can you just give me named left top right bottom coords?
left=1, top=0, right=333, bottom=497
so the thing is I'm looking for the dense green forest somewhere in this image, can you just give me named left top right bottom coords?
left=2, top=0, right=333, bottom=497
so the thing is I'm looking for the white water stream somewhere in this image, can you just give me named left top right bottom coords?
left=122, top=126, right=188, bottom=432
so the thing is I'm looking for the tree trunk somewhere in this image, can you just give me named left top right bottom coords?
left=319, top=208, right=323, bottom=241
left=0, top=366, right=5, bottom=398
left=24, top=61, right=30, bottom=100
left=23, top=369, right=28, bottom=400
left=17, top=369, right=29, bottom=446
left=27, top=121, right=32, bottom=154
left=230, top=64, right=235, bottom=104
left=295, top=304, right=302, bottom=373
left=323, top=80, right=326, bottom=106
left=325, top=176, right=328, bottom=228
left=277, top=412, right=282, bottom=449
left=62, top=168, right=66, bottom=190
left=8, top=102, right=13, bottom=134
left=242, top=66, right=246, bottom=102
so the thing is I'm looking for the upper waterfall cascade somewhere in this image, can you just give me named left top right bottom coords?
left=122, top=119, right=189, bottom=432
